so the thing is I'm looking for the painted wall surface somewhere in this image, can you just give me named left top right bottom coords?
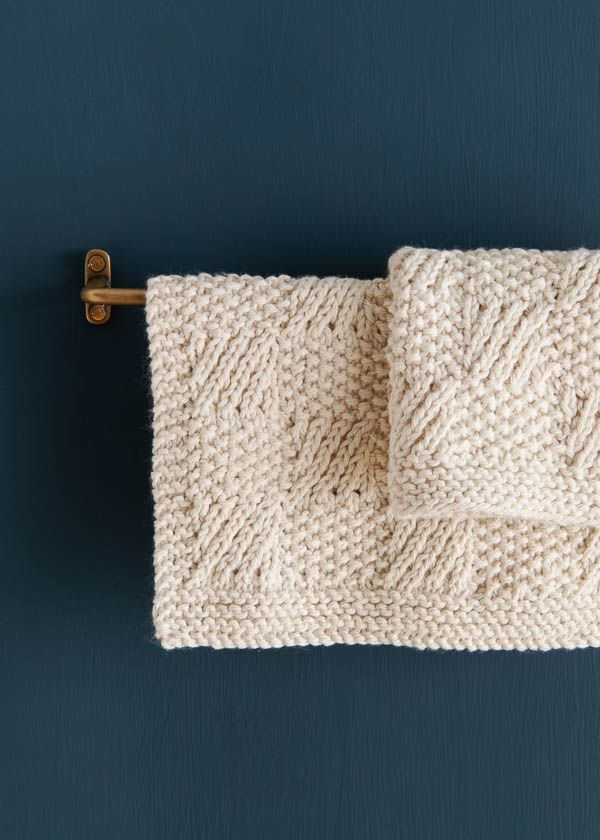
left=3, top=2, right=600, bottom=838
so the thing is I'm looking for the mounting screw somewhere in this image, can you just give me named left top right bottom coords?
left=88, top=254, right=106, bottom=273
left=89, top=304, right=108, bottom=322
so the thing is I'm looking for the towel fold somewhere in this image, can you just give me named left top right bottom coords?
left=146, top=249, right=600, bottom=650
left=388, top=248, right=600, bottom=526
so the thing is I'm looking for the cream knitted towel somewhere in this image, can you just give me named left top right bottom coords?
left=146, top=248, right=600, bottom=650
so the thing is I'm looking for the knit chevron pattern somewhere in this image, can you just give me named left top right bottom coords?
left=388, top=248, right=600, bottom=526
left=146, top=249, right=600, bottom=650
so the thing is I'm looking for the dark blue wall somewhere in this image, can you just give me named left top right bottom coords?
left=3, top=1, right=600, bottom=838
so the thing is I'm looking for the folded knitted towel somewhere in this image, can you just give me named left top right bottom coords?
left=146, top=249, right=600, bottom=651
left=388, top=248, right=600, bottom=526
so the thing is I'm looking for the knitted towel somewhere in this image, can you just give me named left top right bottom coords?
left=146, top=249, right=600, bottom=650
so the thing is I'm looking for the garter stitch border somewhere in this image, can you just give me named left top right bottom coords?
left=146, top=249, right=600, bottom=650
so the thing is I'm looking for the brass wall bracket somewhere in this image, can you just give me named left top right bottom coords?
left=83, top=248, right=112, bottom=325
left=81, top=249, right=147, bottom=324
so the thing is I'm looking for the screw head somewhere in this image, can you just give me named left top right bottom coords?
left=89, top=304, right=108, bottom=322
left=88, top=254, right=106, bottom=273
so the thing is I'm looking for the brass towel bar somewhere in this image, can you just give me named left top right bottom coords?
left=81, top=248, right=146, bottom=324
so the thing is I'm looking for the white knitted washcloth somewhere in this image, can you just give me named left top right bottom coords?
left=146, top=248, right=600, bottom=650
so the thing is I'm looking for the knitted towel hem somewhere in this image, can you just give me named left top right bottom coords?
left=154, top=587, right=600, bottom=651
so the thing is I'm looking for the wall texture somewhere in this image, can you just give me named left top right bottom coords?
left=3, top=1, right=600, bottom=838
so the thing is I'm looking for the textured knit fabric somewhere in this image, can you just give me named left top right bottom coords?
left=388, top=247, right=600, bottom=526
left=146, top=249, right=600, bottom=651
